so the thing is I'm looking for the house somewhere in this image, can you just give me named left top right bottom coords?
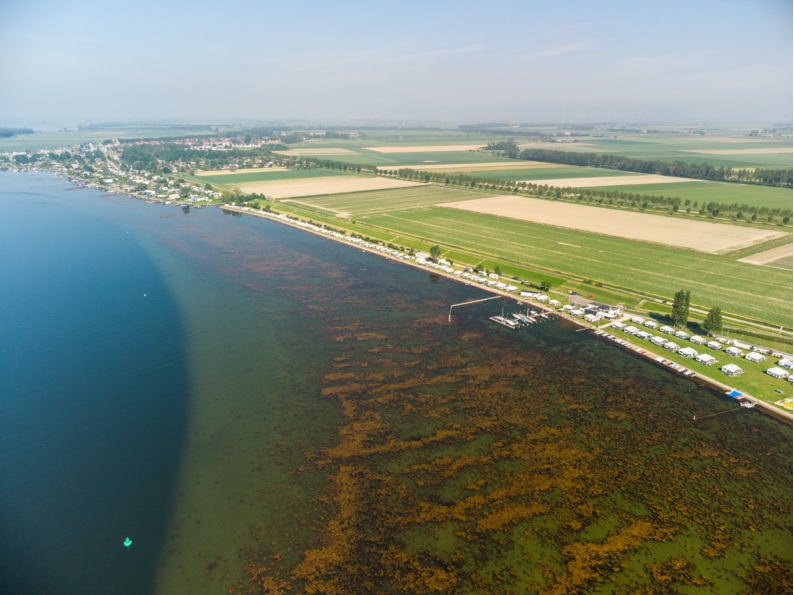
left=689, top=335, right=707, bottom=345
left=659, top=325, right=674, bottom=334
left=765, top=367, right=789, bottom=379
left=678, top=347, right=698, bottom=358
left=706, top=340, right=723, bottom=351
left=695, top=353, right=717, bottom=365
left=745, top=352, right=765, bottom=363
left=724, top=347, right=743, bottom=357
left=721, top=363, right=744, bottom=376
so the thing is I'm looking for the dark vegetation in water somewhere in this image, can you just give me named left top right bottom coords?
left=226, top=274, right=792, bottom=593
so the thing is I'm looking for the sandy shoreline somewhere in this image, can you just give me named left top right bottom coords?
left=219, top=203, right=792, bottom=425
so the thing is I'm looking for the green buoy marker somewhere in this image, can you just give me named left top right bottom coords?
left=123, top=537, right=133, bottom=548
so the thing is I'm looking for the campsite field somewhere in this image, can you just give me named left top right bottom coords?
left=356, top=206, right=791, bottom=326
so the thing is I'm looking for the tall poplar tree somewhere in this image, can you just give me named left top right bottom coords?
left=672, top=289, right=691, bottom=327
left=702, top=307, right=723, bottom=335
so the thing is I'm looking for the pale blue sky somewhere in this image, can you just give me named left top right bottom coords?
left=1, top=0, right=791, bottom=124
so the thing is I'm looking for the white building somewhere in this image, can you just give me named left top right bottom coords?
left=777, top=358, right=793, bottom=369
left=706, top=340, right=723, bottom=351
left=765, top=367, right=789, bottom=379
left=695, top=353, right=717, bottom=366
left=674, top=330, right=690, bottom=340
left=689, top=335, right=707, bottom=345
left=663, top=341, right=679, bottom=351
left=724, top=347, right=743, bottom=357
left=720, top=363, right=744, bottom=376
left=678, top=347, right=698, bottom=358
left=659, top=325, right=674, bottom=334
left=745, top=352, right=765, bottom=363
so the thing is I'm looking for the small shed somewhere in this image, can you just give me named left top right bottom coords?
left=766, top=367, right=789, bottom=379
left=721, top=363, right=744, bottom=376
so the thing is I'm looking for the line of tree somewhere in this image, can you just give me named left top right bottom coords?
left=378, top=166, right=792, bottom=224
left=514, top=148, right=792, bottom=188
left=0, top=127, right=34, bottom=138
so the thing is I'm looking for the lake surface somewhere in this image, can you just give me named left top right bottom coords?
left=0, top=172, right=790, bottom=593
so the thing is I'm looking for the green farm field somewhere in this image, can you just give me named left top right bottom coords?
left=460, top=165, right=636, bottom=182
left=191, top=168, right=345, bottom=186
left=584, top=180, right=793, bottom=210
left=519, top=136, right=793, bottom=168
left=355, top=206, right=791, bottom=326
left=285, top=185, right=492, bottom=216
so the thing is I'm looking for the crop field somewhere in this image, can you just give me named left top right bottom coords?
left=287, top=185, right=493, bottom=217
left=455, top=166, right=636, bottom=182
left=358, top=207, right=792, bottom=326
left=524, top=174, right=691, bottom=188
left=517, top=136, right=793, bottom=168
left=193, top=168, right=345, bottom=186
left=585, top=180, right=793, bottom=210
left=235, top=175, right=422, bottom=198
left=441, top=195, right=785, bottom=253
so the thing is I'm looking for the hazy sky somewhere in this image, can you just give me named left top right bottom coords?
left=1, top=0, right=791, bottom=124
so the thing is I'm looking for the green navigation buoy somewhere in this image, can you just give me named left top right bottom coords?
left=123, top=537, right=133, bottom=548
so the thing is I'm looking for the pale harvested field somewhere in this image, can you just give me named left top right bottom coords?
left=526, top=174, right=691, bottom=188
left=195, top=167, right=289, bottom=176
left=274, top=147, right=359, bottom=156
left=682, top=148, right=793, bottom=155
left=440, top=195, right=786, bottom=253
left=738, top=243, right=793, bottom=265
left=365, top=144, right=486, bottom=153
left=235, top=176, right=424, bottom=198
left=378, top=161, right=552, bottom=172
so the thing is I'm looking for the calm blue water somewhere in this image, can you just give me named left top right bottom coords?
left=0, top=173, right=190, bottom=594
